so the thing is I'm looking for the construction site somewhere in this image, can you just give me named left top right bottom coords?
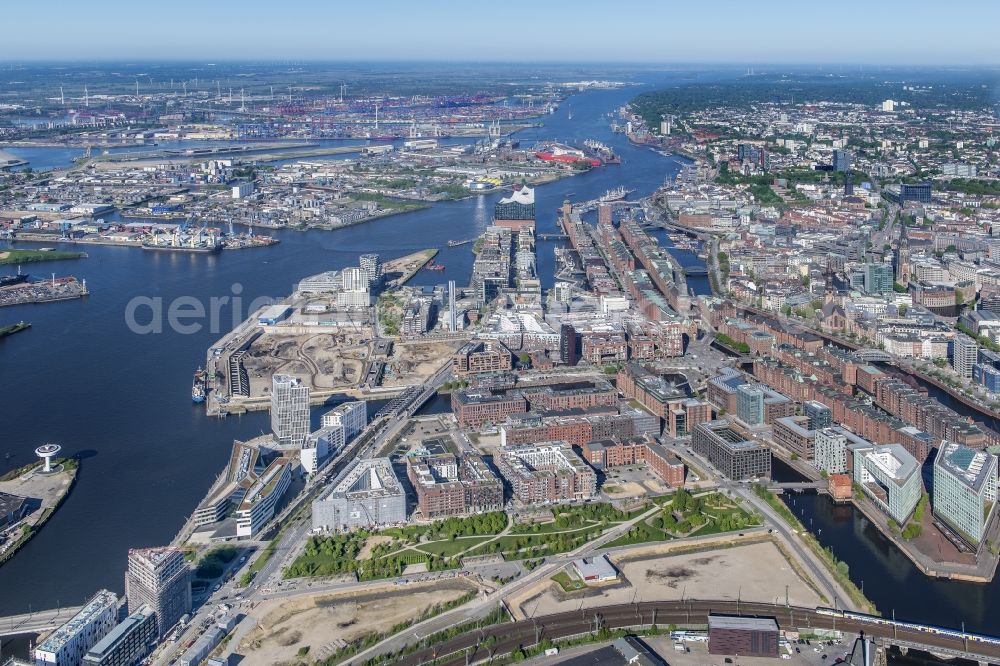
left=508, top=536, right=824, bottom=620
left=235, top=578, right=479, bottom=666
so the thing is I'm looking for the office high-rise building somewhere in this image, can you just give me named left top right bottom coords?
left=341, top=266, right=369, bottom=292
left=448, top=280, right=457, bottom=331
left=832, top=149, right=852, bottom=173
left=803, top=400, right=832, bottom=430
left=863, top=263, right=893, bottom=295
left=899, top=183, right=932, bottom=205
left=736, top=384, right=765, bottom=426
left=560, top=323, right=579, bottom=366
left=853, top=443, right=921, bottom=524
left=360, top=253, right=381, bottom=286
left=125, top=547, right=191, bottom=639
left=952, top=335, right=978, bottom=378
left=933, top=441, right=998, bottom=548
left=271, top=374, right=310, bottom=447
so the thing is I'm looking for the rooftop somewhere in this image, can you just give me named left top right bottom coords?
left=708, top=614, right=779, bottom=632
left=323, top=457, right=403, bottom=501
left=84, top=604, right=154, bottom=659
left=936, top=440, right=997, bottom=494
left=859, top=443, right=918, bottom=484
left=37, top=590, right=118, bottom=654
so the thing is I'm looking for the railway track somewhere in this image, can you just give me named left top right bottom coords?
left=360, top=600, right=1000, bottom=666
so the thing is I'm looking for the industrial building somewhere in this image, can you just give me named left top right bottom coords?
left=933, top=441, right=998, bottom=548
left=124, top=547, right=192, bottom=639
left=497, top=442, right=597, bottom=504
left=82, top=604, right=157, bottom=666
left=707, top=615, right=779, bottom=658
left=256, top=304, right=291, bottom=326
left=573, top=554, right=617, bottom=582
left=852, top=443, right=921, bottom=524
left=406, top=452, right=503, bottom=519
left=271, top=374, right=310, bottom=447
left=0, top=490, right=29, bottom=529
left=176, top=614, right=236, bottom=666
left=312, top=457, right=406, bottom=531
left=692, top=420, right=771, bottom=480
left=452, top=389, right=529, bottom=428
left=320, top=401, right=368, bottom=441
left=34, top=590, right=119, bottom=666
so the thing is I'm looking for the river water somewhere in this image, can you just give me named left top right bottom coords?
left=772, top=460, right=998, bottom=634
left=0, top=79, right=691, bottom=614
left=5, top=74, right=994, bottom=648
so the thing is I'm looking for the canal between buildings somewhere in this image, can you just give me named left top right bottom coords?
left=773, top=459, right=998, bottom=634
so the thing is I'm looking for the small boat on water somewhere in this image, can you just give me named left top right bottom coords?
left=192, top=367, right=207, bottom=403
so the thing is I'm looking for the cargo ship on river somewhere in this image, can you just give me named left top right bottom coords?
left=533, top=142, right=601, bottom=168
left=142, top=228, right=222, bottom=254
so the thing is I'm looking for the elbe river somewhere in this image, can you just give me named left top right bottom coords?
left=1, top=75, right=996, bottom=641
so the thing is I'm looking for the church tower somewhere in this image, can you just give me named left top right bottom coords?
left=895, top=224, right=911, bottom=287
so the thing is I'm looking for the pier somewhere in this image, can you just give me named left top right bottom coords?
left=383, top=248, right=438, bottom=287
left=0, top=277, right=88, bottom=308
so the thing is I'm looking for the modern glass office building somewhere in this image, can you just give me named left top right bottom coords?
left=271, top=374, right=311, bottom=446
left=933, top=441, right=998, bottom=548
left=852, top=443, right=921, bottom=524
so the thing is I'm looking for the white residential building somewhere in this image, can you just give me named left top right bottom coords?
left=34, top=590, right=119, bottom=666
left=321, top=401, right=368, bottom=441
left=302, top=425, right=344, bottom=474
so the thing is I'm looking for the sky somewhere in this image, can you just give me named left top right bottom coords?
left=3, top=0, right=999, bottom=65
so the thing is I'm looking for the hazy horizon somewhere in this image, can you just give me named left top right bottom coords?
left=3, top=0, right=999, bottom=65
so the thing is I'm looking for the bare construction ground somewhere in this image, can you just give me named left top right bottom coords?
left=380, top=339, right=465, bottom=387
left=382, top=249, right=437, bottom=287
left=0, top=466, right=74, bottom=551
left=237, top=578, right=478, bottom=666
left=510, top=538, right=822, bottom=619
left=242, top=329, right=372, bottom=396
